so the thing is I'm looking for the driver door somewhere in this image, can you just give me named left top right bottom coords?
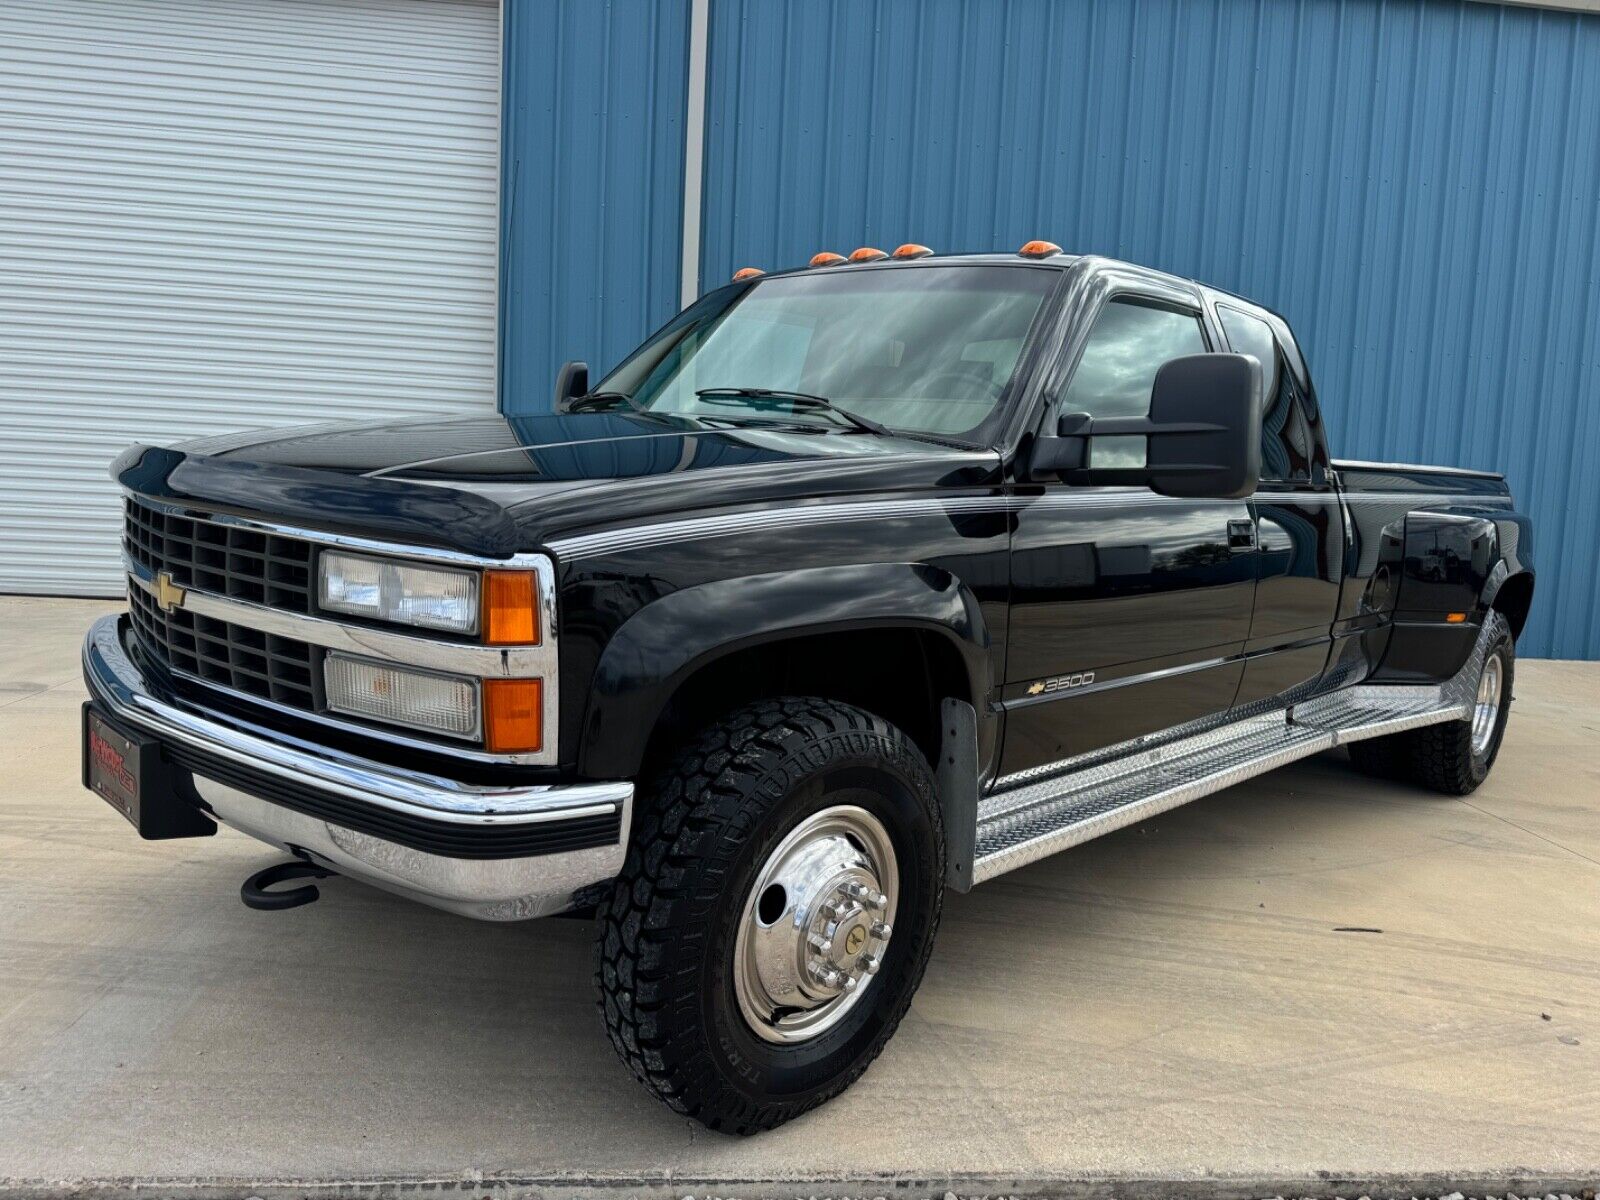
left=1000, top=290, right=1258, bottom=777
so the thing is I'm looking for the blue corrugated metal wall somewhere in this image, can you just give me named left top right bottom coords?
left=697, top=0, right=1600, bottom=659
left=498, top=0, right=688, bottom=416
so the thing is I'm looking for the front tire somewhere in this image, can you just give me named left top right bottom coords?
left=595, top=698, right=944, bottom=1133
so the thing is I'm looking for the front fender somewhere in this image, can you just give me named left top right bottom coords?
left=576, top=562, right=993, bottom=777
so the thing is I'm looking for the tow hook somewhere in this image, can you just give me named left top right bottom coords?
left=240, top=859, right=337, bottom=911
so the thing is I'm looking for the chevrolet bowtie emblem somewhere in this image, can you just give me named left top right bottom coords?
left=1026, top=681, right=1046, bottom=695
left=154, top=571, right=187, bottom=613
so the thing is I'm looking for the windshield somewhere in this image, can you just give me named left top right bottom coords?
left=595, top=265, right=1058, bottom=438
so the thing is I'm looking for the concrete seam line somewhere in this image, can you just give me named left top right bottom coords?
left=0, top=1174, right=1596, bottom=1200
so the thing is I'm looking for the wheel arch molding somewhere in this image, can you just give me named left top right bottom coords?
left=575, top=563, right=995, bottom=779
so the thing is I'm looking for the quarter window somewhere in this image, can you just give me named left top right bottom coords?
left=1217, top=305, right=1312, bottom=482
left=1055, top=298, right=1208, bottom=467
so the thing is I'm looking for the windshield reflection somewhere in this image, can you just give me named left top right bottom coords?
left=597, top=266, right=1057, bottom=439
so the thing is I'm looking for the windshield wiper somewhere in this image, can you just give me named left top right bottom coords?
left=695, top=387, right=893, bottom=437
left=567, top=390, right=644, bottom=413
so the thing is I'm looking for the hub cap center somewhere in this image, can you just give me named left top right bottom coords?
left=734, top=805, right=899, bottom=1044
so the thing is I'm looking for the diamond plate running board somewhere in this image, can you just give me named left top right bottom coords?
left=971, top=617, right=1499, bottom=886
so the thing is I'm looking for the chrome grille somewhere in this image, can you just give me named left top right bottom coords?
left=124, top=498, right=314, bottom=613
left=128, top=582, right=319, bottom=709
left=123, top=498, right=320, bottom=711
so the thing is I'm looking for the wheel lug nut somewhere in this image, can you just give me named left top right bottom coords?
left=808, top=932, right=833, bottom=953
left=860, top=953, right=880, bottom=975
left=871, top=920, right=892, bottom=939
left=807, top=962, right=845, bottom=988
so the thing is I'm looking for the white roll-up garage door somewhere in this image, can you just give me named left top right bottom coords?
left=0, top=0, right=500, bottom=595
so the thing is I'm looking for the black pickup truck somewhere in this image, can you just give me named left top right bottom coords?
left=82, top=245, right=1534, bottom=1133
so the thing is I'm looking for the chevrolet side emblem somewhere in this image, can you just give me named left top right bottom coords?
left=1025, top=672, right=1096, bottom=697
left=154, top=571, right=187, bottom=613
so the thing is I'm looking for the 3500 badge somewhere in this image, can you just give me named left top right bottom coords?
left=1025, top=672, right=1096, bottom=696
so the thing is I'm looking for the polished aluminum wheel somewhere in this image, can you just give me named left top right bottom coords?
left=1471, top=650, right=1504, bottom=756
left=733, top=805, right=899, bottom=1044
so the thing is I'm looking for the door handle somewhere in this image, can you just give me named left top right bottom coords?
left=1227, top=518, right=1257, bottom=550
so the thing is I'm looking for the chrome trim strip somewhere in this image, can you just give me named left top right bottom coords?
left=546, top=491, right=1239, bottom=560
left=85, top=614, right=620, bottom=825
left=1339, top=493, right=1512, bottom=506
left=548, top=495, right=1012, bottom=559
left=1332, top=458, right=1506, bottom=481
left=547, top=488, right=1515, bottom=563
left=1002, top=650, right=1235, bottom=712
left=1001, top=634, right=1334, bottom=712
left=548, top=488, right=1510, bottom=562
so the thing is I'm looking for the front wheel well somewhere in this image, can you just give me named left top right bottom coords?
left=1490, top=572, right=1534, bottom=641
left=640, top=628, right=973, bottom=778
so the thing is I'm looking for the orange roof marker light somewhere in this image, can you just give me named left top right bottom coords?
left=809, top=251, right=847, bottom=267
left=848, top=247, right=889, bottom=263
left=1018, top=240, right=1062, bottom=259
left=731, top=267, right=765, bottom=281
left=892, top=243, right=934, bottom=259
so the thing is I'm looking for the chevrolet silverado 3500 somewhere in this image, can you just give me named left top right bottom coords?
left=81, top=244, right=1534, bottom=1132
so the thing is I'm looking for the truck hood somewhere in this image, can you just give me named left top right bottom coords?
left=123, top=414, right=1000, bottom=557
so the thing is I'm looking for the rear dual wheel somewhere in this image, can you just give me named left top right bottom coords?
left=595, top=698, right=943, bottom=1134
left=1348, top=613, right=1514, bottom=795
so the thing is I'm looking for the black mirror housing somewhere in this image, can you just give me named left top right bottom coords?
left=1030, top=353, right=1262, bottom=500
left=554, top=360, right=589, bottom=411
left=1146, top=353, right=1262, bottom=499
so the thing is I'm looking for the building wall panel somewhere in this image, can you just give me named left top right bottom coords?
left=700, top=0, right=1600, bottom=658
left=498, top=0, right=689, bottom=415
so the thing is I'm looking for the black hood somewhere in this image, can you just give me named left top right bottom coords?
left=120, top=414, right=999, bottom=558
left=178, top=413, right=951, bottom=481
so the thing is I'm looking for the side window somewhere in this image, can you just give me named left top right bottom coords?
left=1217, top=305, right=1312, bottom=483
left=1056, top=298, right=1207, bottom=467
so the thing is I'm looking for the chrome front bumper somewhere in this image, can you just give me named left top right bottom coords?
left=82, top=614, right=632, bottom=921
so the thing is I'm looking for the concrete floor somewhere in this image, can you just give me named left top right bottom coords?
left=0, top=596, right=1596, bottom=1195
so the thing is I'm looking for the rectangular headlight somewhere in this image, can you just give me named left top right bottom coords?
left=319, top=551, right=478, bottom=635
left=324, top=653, right=480, bottom=740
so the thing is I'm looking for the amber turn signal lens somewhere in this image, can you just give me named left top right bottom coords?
left=484, top=678, right=543, bottom=753
left=483, top=570, right=538, bottom=645
left=1446, top=611, right=1468, bottom=623
left=809, top=251, right=846, bottom=267
left=732, top=266, right=765, bottom=281
left=892, top=243, right=933, bottom=259
left=1018, top=239, right=1062, bottom=258
left=848, top=246, right=888, bottom=262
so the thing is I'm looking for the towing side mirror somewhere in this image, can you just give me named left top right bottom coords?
left=553, top=360, right=589, bottom=411
left=1029, top=353, right=1262, bottom=500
